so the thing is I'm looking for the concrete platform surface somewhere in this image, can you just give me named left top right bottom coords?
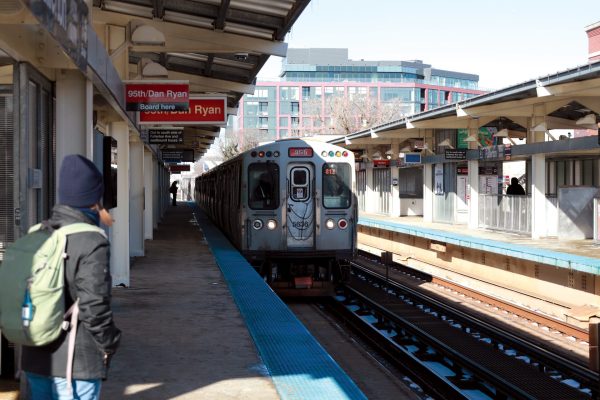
left=102, top=205, right=279, bottom=399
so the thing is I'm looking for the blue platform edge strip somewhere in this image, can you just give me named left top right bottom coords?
left=191, top=205, right=367, bottom=400
left=359, top=216, right=600, bottom=275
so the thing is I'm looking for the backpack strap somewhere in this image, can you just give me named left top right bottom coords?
left=63, top=299, right=79, bottom=396
left=57, top=222, right=107, bottom=238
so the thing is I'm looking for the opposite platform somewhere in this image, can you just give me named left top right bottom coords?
left=102, top=205, right=279, bottom=399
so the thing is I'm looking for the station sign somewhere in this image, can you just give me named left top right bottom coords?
left=404, top=153, right=422, bottom=164
left=162, top=149, right=194, bottom=163
left=125, top=80, right=189, bottom=112
left=373, top=160, right=390, bottom=168
left=169, top=165, right=191, bottom=173
left=139, top=97, right=227, bottom=125
left=148, top=128, right=184, bottom=144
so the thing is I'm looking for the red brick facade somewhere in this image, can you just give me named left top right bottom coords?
left=586, top=22, right=600, bottom=62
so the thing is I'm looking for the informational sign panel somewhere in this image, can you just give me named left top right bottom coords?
left=373, top=160, right=390, bottom=168
left=125, top=81, right=189, bottom=112
left=404, top=153, right=421, bottom=164
left=148, top=129, right=184, bottom=144
left=139, top=97, right=227, bottom=125
left=162, top=149, right=194, bottom=163
left=444, top=149, right=467, bottom=160
left=434, top=164, right=444, bottom=195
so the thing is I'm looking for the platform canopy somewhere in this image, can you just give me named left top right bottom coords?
left=92, top=0, right=310, bottom=160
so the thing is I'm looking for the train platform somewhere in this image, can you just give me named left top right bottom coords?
left=103, top=203, right=365, bottom=400
left=359, top=213, right=600, bottom=275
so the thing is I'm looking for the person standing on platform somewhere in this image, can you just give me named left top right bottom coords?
left=170, top=181, right=178, bottom=206
left=22, top=154, right=121, bottom=400
left=506, top=177, right=526, bottom=195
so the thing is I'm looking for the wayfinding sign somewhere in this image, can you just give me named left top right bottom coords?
left=139, top=97, right=227, bottom=125
left=148, top=128, right=184, bottom=144
left=162, top=149, right=194, bottom=163
left=125, top=80, right=189, bottom=112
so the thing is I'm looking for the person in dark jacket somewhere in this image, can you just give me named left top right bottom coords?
left=22, top=154, right=121, bottom=400
left=169, top=181, right=178, bottom=206
left=506, top=177, right=526, bottom=195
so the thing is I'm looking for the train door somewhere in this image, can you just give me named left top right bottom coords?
left=286, top=164, right=314, bottom=248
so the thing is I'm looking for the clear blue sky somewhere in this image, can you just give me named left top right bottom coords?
left=258, top=0, right=598, bottom=90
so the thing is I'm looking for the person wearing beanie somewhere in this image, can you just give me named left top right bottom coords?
left=22, top=154, right=121, bottom=400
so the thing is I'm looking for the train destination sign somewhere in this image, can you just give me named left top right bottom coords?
left=148, top=129, right=184, bottom=144
left=125, top=81, right=189, bottom=112
left=289, top=148, right=313, bottom=157
left=139, top=97, right=227, bottom=125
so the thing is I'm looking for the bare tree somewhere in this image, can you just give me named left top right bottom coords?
left=217, top=128, right=262, bottom=160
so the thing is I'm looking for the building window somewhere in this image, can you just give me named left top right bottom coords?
left=259, top=102, right=268, bottom=112
left=302, top=86, right=311, bottom=99
left=303, top=117, right=312, bottom=127
left=291, top=117, right=299, bottom=127
left=279, top=117, right=288, bottom=127
left=291, top=102, right=300, bottom=113
left=259, top=117, right=268, bottom=127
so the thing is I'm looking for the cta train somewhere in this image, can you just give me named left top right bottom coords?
left=195, top=138, right=357, bottom=296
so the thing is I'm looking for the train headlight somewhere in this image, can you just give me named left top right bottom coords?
left=252, top=219, right=263, bottom=230
left=338, top=219, right=348, bottom=229
left=267, top=219, right=277, bottom=230
left=325, top=219, right=335, bottom=230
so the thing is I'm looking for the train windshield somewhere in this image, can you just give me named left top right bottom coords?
left=322, top=163, right=351, bottom=209
left=248, top=163, right=279, bottom=210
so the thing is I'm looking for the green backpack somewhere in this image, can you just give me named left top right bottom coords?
left=0, top=222, right=106, bottom=346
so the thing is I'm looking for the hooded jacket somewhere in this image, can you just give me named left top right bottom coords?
left=22, top=205, right=121, bottom=380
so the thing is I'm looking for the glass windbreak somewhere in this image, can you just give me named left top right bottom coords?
left=248, top=163, right=279, bottom=209
left=322, top=163, right=351, bottom=209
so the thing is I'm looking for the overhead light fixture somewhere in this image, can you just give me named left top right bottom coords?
left=371, top=151, right=382, bottom=159
left=400, top=145, right=411, bottom=152
left=493, top=129, right=509, bottom=137
left=406, top=120, right=415, bottom=129
left=344, top=137, right=352, bottom=145
left=575, top=114, right=597, bottom=125
left=438, top=138, right=454, bottom=148
left=385, top=148, right=394, bottom=155
left=464, top=134, right=482, bottom=147
left=131, top=25, right=165, bottom=45
left=370, top=129, right=378, bottom=138
left=141, top=60, right=168, bottom=77
left=103, top=1, right=153, bottom=18
left=359, top=153, right=369, bottom=159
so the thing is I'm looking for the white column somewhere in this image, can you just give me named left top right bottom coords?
left=365, top=166, right=375, bottom=213
left=129, top=137, right=144, bottom=257
left=144, top=149, right=154, bottom=240
left=108, top=121, right=130, bottom=286
left=153, top=161, right=159, bottom=228
left=423, top=163, right=433, bottom=222
left=55, top=70, right=93, bottom=188
left=468, top=160, right=480, bottom=229
left=391, top=167, right=400, bottom=216
left=531, top=153, right=547, bottom=239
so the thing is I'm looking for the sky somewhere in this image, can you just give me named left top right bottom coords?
left=257, top=0, right=599, bottom=90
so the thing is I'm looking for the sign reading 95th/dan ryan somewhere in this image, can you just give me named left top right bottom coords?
left=139, top=97, right=227, bottom=125
left=125, top=80, right=189, bottom=112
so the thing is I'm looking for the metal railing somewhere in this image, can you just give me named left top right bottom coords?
left=478, top=194, right=532, bottom=235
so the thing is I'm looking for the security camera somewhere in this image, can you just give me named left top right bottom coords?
left=234, top=53, right=248, bottom=61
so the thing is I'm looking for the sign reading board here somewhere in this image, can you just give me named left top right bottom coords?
left=148, top=129, right=184, bottom=144
left=125, top=81, right=189, bottom=112
left=139, top=97, right=227, bottom=125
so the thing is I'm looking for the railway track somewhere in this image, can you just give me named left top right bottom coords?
left=326, top=257, right=599, bottom=399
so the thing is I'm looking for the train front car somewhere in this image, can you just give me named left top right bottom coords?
left=243, top=139, right=356, bottom=296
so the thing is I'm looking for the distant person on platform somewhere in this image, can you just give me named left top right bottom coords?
left=169, top=181, right=178, bottom=206
left=506, top=177, right=525, bottom=195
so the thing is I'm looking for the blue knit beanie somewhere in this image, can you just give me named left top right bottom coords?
left=58, top=154, right=104, bottom=207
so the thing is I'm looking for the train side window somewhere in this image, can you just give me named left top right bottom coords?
left=323, top=163, right=351, bottom=209
left=248, top=163, right=279, bottom=210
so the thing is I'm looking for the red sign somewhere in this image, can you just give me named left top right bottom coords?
left=139, top=97, right=227, bottom=125
left=125, top=81, right=189, bottom=112
left=169, top=165, right=191, bottom=173
left=288, top=148, right=313, bottom=157
left=373, top=160, right=390, bottom=167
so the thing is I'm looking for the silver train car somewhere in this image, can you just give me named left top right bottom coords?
left=195, top=138, right=357, bottom=296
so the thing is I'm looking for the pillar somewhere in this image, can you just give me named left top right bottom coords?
left=390, top=142, right=400, bottom=217
left=531, top=153, right=546, bottom=239
left=55, top=70, right=93, bottom=191
left=144, top=149, right=154, bottom=240
left=129, top=137, right=144, bottom=257
left=423, top=163, right=433, bottom=222
left=468, top=159, right=480, bottom=229
left=108, top=121, right=130, bottom=286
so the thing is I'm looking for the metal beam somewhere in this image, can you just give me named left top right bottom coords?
left=214, top=0, right=231, bottom=30
left=93, top=9, right=288, bottom=56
